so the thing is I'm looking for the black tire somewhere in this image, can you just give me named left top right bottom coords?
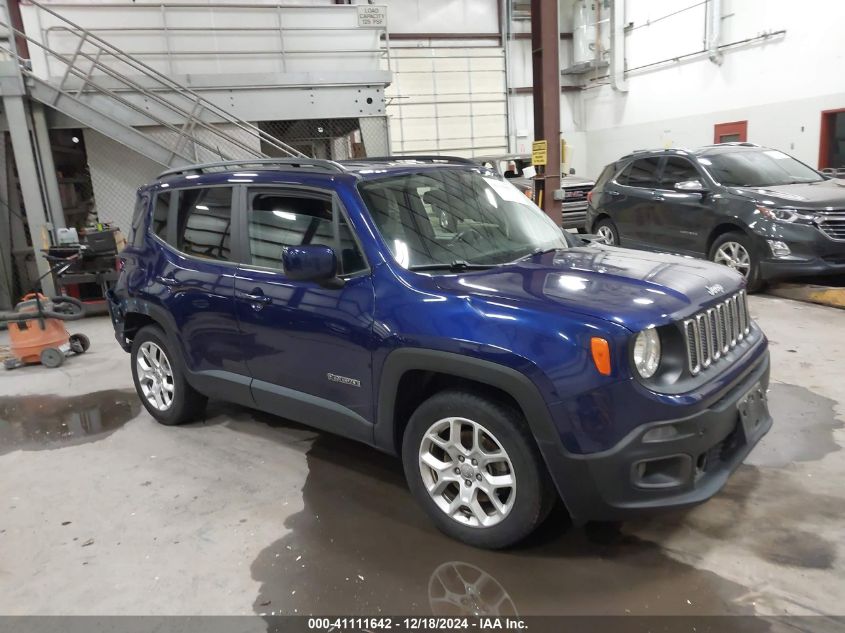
left=130, top=325, right=207, bottom=425
left=40, top=347, right=64, bottom=368
left=69, top=333, right=90, bottom=354
left=402, top=390, right=556, bottom=549
left=709, top=231, right=764, bottom=293
left=594, top=217, right=619, bottom=245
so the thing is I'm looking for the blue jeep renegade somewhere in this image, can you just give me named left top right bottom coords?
left=109, top=156, right=772, bottom=548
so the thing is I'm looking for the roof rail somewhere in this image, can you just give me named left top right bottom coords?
left=158, top=158, right=348, bottom=179
left=701, top=142, right=761, bottom=148
left=346, top=155, right=476, bottom=166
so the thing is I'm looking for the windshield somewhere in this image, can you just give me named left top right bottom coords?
left=358, top=169, right=570, bottom=270
left=700, top=149, right=824, bottom=187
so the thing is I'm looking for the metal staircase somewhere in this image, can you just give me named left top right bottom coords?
left=0, top=0, right=304, bottom=167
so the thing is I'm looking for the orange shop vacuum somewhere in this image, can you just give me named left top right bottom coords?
left=2, top=254, right=91, bottom=370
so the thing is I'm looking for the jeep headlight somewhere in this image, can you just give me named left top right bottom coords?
left=633, top=329, right=661, bottom=378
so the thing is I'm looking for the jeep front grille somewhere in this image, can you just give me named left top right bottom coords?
left=683, top=290, right=751, bottom=375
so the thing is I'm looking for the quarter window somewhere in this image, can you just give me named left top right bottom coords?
left=174, top=187, right=234, bottom=262
left=246, top=190, right=366, bottom=276
left=151, top=191, right=171, bottom=240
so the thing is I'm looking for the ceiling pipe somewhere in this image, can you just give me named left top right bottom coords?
left=609, top=0, right=628, bottom=92
left=707, top=0, right=723, bottom=65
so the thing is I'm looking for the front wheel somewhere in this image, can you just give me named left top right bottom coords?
left=402, top=390, right=555, bottom=549
left=130, top=325, right=207, bottom=425
left=709, top=232, right=764, bottom=292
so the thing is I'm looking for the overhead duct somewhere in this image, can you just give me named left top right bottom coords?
left=707, top=0, right=723, bottom=65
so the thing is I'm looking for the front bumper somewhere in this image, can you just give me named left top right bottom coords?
left=545, top=350, right=771, bottom=522
left=760, top=254, right=845, bottom=281
left=754, top=223, right=845, bottom=281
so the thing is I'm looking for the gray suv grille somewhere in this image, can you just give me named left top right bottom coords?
left=817, top=210, right=845, bottom=240
left=682, top=290, right=751, bottom=375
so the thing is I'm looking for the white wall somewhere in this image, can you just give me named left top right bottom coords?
left=581, top=0, right=845, bottom=176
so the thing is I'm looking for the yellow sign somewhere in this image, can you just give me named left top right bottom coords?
left=531, top=140, right=547, bottom=166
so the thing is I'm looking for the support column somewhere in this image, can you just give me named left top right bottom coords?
left=530, top=0, right=561, bottom=224
left=1, top=62, right=56, bottom=295
left=31, top=102, right=66, bottom=230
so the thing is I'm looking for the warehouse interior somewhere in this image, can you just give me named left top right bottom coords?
left=1, top=0, right=844, bottom=629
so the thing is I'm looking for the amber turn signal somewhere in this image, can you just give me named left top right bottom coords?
left=590, top=337, right=611, bottom=376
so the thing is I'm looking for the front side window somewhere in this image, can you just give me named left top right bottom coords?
left=358, top=169, right=569, bottom=270
left=660, top=157, right=700, bottom=188
left=174, top=187, right=234, bottom=262
left=699, top=149, right=824, bottom=187
left=246, top=190, right=366, bottom=276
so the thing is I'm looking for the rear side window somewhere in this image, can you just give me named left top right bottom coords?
left=618, top=157, right=661, bottom=188
left=246, top=190, right=366, bottom=276
left=151, top=191, right=171, bottom=240
left=174, top=187, right=234, bottom=262
left=660, top=157, right=700, bottom=188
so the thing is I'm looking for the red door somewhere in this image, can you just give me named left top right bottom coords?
left=714, top=121, right=748, bottom=144
left=819, top=108, right=845, bottom=169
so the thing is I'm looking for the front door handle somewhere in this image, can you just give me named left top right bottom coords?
left=155, top=274, right=178, bottom=287
left=236, top=290, right=272, bottom=305
left=653, top=195, right=665, bottom=202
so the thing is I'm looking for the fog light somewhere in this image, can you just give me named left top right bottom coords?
left=642, top=424, right=680, bottom=443
left=768, top=240, right=791, bottom=257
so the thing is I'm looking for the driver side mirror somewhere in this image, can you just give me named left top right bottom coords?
left=282, top=245, right=344, bottom=288
left=674, top=179, right=708, bottom=194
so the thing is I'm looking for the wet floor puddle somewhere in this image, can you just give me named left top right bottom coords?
left=243, top=381, right=843, bottom=617
left=0, top=390, right=141, bottom=455
left=248, top=434, right=758, bottom=617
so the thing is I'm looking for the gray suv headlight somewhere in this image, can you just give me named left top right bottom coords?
left=633, top=328, right=661, bottom=378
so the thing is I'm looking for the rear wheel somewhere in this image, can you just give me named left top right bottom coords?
left=594, top=218, right=619, bottom=245
left=131, top=325, right=206, bottom=425
left=69, top=333, right=90, bottom=354
left=709, top=232, right=764, bottom=292
left=402, top=390, right=555, bottom=549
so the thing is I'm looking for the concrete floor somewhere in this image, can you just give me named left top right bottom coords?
left=0, top=296, right=843, bottom=619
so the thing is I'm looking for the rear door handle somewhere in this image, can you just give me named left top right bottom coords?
left=236, top=290, right=272, bottom=305
left=653, top=195, right=665, bottom=202
left=606, top=190, right=621, bottom=197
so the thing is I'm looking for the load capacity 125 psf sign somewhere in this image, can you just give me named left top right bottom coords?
left=358, top=5, right=387, bottom=27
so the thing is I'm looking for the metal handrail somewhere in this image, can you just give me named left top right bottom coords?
left=347, top=155, right=477, bottom=165
left=18, top=0, right=305, bottom=159
left=36, top=1, right=391, bottom=72
left=158, top=158, right=349, bottom=179
left=0, top=24, right=261, bottom=162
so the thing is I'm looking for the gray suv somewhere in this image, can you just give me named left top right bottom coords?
left=585, top=143, right=845, bottom=291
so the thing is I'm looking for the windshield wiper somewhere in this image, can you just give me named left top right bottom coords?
left=514, top=247, right=561, bottom=262
left=409, top=260, right=495, bottom=272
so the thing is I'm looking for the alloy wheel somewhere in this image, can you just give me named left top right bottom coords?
left=596, top=225, right=616, bottom=245
left=136, top=341, right=175, bottom=411
left=418, top=417, right=516, bottom=528
left=713, top=241, right=751, bottom=277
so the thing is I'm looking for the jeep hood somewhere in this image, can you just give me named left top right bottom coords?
left=728, top=178, right=845, bottom=208
left=432, top=245, right=745, bottom=332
